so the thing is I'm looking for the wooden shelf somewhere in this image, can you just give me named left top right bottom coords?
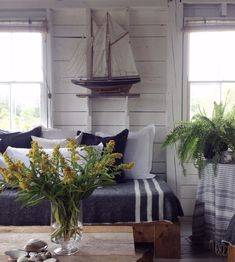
left=76, top=93, right=140, bottom=98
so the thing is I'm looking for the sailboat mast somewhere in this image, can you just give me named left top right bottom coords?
left=106, top=12, right=111, bottom=79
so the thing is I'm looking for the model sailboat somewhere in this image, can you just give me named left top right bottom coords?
left=71, top=13, right=141, bottom=93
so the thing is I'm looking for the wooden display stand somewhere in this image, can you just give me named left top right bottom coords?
left=228, top=245, right=235, bottom=262
left=133, top=221, right=181, bottom=259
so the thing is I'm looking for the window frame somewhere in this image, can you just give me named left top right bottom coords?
left=0, top=20, right=49, bottom=131
left=183, top=30, right=235, bottom=121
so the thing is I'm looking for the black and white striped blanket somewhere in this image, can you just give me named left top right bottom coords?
left=82, top=175, right=183, bottom=224
left=192, top=164, right=235, bottom=247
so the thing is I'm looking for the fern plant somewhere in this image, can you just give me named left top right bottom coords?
left=162, top=102, right=235, bottom=176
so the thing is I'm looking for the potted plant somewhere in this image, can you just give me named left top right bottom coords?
left=162, top=101, right=235, bottom=176
left=0, top=139, right=133, bottom=255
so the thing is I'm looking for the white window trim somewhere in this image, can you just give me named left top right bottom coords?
left=0, top=9, right=50, bottom=130
left=183, top=32, right=190, bottom=121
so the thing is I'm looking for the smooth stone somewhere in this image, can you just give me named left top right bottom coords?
left=24, top=239, right=48, bottom=252
left=39, top=253, right=47, bottom=260
left=5, top=250, right=28, bottom=260
left=43, top=258, right=57, bottom=262
left=28, top=253, right=43, bottom=261
left=29, top=252, right=37, bottom=257
left=17, top=257, right=29, bottom=262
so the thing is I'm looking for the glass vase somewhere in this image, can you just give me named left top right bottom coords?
left=50, top=201, right=83, bottom=255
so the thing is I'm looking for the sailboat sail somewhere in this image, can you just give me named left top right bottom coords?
left=92, top=19, right=107, bottom=77
left=108, top=14, right=138, bottom=78
left=71, top=12, right=141, bottom=93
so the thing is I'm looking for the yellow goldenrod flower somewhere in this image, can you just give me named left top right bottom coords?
left=51, top=144, right=60, bottom=160
left=3, top=152, right=13, bottom=166
left=19, top=180, right=29, bottom=191
left=120, top=162, right=135, bottom=170
left=63, top=166, right=75, bottom=184
left=106, top=140, right=115, bottom=153
left=40, top=153, right=50, bottom=173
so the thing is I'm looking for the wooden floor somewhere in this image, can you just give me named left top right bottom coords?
left=136, top=218, right=227, bottom=262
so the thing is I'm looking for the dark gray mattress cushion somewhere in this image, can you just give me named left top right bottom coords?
left=0, top=176, right=183, bottom=225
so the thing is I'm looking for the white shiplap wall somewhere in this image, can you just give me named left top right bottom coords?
left=51, top=7, right=168, bottom=179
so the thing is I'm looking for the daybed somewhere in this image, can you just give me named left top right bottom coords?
left=0, top=125, right=183, bottom=259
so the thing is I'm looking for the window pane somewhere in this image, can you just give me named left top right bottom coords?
left=220, top=32, right=235, bottom=81
left=190, top=83, right=220, bottom=118
left=189, top=31, right=235, bottom=81
left=12, top=33, right=43, bottom=82
left=0, top=32, right=43, bottom=82
left=11, top=84, right=41, bottom=131
left=0, top=84, right=10, bottom=130
left=221, top=83, right=235, bottom=111
left=0, top=33, right=11, bottom=81
left=189, top=32, right=221, bottom=81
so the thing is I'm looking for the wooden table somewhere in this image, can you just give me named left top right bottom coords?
left=0, top=226, right=137, bottom=262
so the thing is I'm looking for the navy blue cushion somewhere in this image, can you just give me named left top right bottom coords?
left=77, top=129, right=129, bottom=183
left=0, top=126, right=42, bottom=153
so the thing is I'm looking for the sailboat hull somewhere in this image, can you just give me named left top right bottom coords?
left=71, top=77, right=141, bottom=93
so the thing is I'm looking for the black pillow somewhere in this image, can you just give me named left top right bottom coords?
left=77, top=129, right=129, bottom=183
left=0, top=131, right=19, bottom=140
left=0, top=126, right=42, bottom=153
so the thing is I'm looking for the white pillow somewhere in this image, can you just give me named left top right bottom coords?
left=5, top=143, right=103, bottom=168
left=0, top=153, right=6, bottom=168
left=41, top=128, right=78, bottom=139
left=0, top=153, right=6, bottom=180
left=95, top=125, right=155, bottom=179
left=31, top=133, right=82, bottom=149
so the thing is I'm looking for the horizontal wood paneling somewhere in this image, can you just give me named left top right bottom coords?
left=92, top=97, right=126, bottom=112
left=91, top=94, right=166, bottom=113
left=52, top=8, right=86, bottom=25
left=181, top=198, right=196, bottom=216
left=130, top=8, right=168, bottom=25
left=92, top=9, right=128, bottom=27
left=130, top=112, right=165, bottom=126
left=54, top=112, right=88, bottom=126
left=54, top=125, right=87, bottom=131
left=54, top=94, right=88, bottom=111
left=181, top=174, right=199, bottom=186
left=130, top=25, right=167, bottom=37
left=53, top=25, right=86, bottom=37
left=92, top=125, right=126, bottom=134
left=93, top=112, right=125, bottom=126
left=129, top=94, right=165, bottom=112
left=153, top=143, right=166, bottom=162
left=132, top=37, right=167, bottom=61
left=184, top=163, right=198, bottom=175
left=53, top=38, right=82, bottom=61
left=54, top=78, right=88, bottom=94
left=136, top=61, right=166, bottom=77
left=181, top=185, right=197, bottom=199
left=131, top=77, right=166, bottom=94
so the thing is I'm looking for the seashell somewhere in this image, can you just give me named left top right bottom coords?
left=17, top=257, right=29, bottom=262
left=24, top=239, right=48, bottom=252
left=43, top=258, right=57, bottom=262
left=5, top=250, right=28, bottom=260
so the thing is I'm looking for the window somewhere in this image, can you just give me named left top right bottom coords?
left=187, top=31, right=235, bottom=119
left=0, top=28, right=46, bottom=131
